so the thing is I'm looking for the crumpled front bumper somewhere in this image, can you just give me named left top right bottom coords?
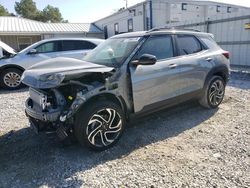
left=25, top=98, right=62, bottom=122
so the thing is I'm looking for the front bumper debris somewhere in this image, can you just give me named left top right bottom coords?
left=25, top=98, right=61, bottom=122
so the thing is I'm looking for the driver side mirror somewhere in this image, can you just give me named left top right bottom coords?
left=131, top=54, right=157, bottom=66
left=28, top=49, right=37, bottom=55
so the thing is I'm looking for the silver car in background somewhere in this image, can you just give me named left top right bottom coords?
left=0, top=38, right=104, bottom=89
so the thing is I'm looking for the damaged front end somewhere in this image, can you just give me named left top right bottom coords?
left=23, top=57, right=117, bottom=140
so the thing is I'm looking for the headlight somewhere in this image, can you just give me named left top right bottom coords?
left=39, top=73, right=65, bottom=83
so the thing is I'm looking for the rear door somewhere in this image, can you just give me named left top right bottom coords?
left=174, top=34, right=210, bottom=95
left=60, top=40, right=97, bottom=60
left=130, top=34, right=181, bottom=112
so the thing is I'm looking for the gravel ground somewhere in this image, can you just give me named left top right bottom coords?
left=0, top=73, right=249, bottom=188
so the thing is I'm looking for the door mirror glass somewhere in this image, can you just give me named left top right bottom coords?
left=28, top=49, right=37, bottom=55
left=132, top=54, right=157, bottom=66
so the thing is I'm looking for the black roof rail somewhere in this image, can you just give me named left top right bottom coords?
left=147, top=27, right=201, bottom=33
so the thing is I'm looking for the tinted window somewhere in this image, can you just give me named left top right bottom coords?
left=104, top=26, right=108, bottom=39
left=35, top=41, right=59, bottom=53
left=137, top=35, right=174, bottom=60
left=61, top=40, right=96, bottom=51
left=82, top=41, right=96, bottom=49
left=177, top=35, right=202, bottom=55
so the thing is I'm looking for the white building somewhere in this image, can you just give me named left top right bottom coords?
left=94, top=0, right=250, bottom=38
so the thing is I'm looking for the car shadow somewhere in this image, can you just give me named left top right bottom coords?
left=0, top=101, right=218, bottom=187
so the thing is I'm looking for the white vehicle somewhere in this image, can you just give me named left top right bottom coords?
left=0, top=38, right=104, bottom=89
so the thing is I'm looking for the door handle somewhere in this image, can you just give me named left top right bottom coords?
left=168, top=64, right=177, bottom=69
left=205, top=57, right=213, bottom=62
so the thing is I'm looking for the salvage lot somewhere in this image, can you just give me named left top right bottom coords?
left=0, top=73, right=249, bottom=187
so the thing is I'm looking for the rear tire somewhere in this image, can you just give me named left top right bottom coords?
left=199, top=76, right=225, bottom=109
left=0, top=68, right=23, bottom=90
left=74, top=100, right=125, bottom=151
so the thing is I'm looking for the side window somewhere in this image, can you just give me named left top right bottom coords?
left=81, top=41, right=96, bottom=49
left=35, top=41, right=59, bottom=53
left=128, top=19, right=133, bottom=32
left=61, top=40, right=97, bottom=51
left=137, top=35, right=174, bottom=60
left=104, top=26, right=108, bottom=39
left=177, top=35, right=202, bottom=55
left=61, top=40, right=76, bottom=51
left=200, top=36, right=220, bottom=50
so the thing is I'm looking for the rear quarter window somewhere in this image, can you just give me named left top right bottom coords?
left=61, top=40, right=97, bottom=51
left=199, top=36, right=221, bottom=50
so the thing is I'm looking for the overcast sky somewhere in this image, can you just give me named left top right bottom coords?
left=0, top=0, right=249, bottom=23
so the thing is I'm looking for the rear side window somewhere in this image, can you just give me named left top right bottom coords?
left=200, top=36, right=221, bottom=50
left=61, top=40, right=96, bottom=51
left=177, top=35, right=203, bottom=55
left=35, top=41, right=60, bottom=53
left=137, top=35, right=174, bottom=60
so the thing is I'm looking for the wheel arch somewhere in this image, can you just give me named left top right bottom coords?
left=204, top=65, right=229, bottom=87
left=0, top=64, right=25, bottom=75
left=81, top=92, right=128, bottom=118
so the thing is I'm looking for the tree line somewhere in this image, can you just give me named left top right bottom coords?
left=0, top=0, right=68, bottom=23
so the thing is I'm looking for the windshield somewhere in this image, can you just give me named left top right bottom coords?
left=83, top=37, right=141, bottom=67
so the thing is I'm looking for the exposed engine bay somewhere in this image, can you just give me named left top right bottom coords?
left=23, top=57, right=126, bottom=141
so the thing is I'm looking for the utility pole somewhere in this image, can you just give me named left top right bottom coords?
left=124, top=0, right=128, bottom=9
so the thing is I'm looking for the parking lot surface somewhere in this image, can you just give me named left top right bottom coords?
left=0, top=73, right=249, bottom=187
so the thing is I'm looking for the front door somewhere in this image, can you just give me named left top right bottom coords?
left=130, top=35, right=180, bottom=112
left=24, top=40, right=61, bottom=68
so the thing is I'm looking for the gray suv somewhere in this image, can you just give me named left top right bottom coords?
left=22, top=29, right=230, bottom=150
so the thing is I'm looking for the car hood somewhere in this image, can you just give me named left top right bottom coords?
left=0, top=41, right=16, bottom=55
left=21, top=57, right=114, bottom=89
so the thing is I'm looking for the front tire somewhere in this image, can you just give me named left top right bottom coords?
left=0, top=68, right=23, bottom=90
left=199, top=76, right=225, bottom=109
left=74, top=100, right=125, bottom=151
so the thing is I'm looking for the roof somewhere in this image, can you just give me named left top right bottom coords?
left=95, top=0, right=250, bottom=23
left=0, top=16, right=103, bottom=34
left=169, top=0, right=250, bottom=8
left=183, top=0, right=250, bottom=8
left=95, top=1, right=146, bottom=23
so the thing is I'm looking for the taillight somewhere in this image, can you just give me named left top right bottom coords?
left=222, top=51, right=230, bottom=59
